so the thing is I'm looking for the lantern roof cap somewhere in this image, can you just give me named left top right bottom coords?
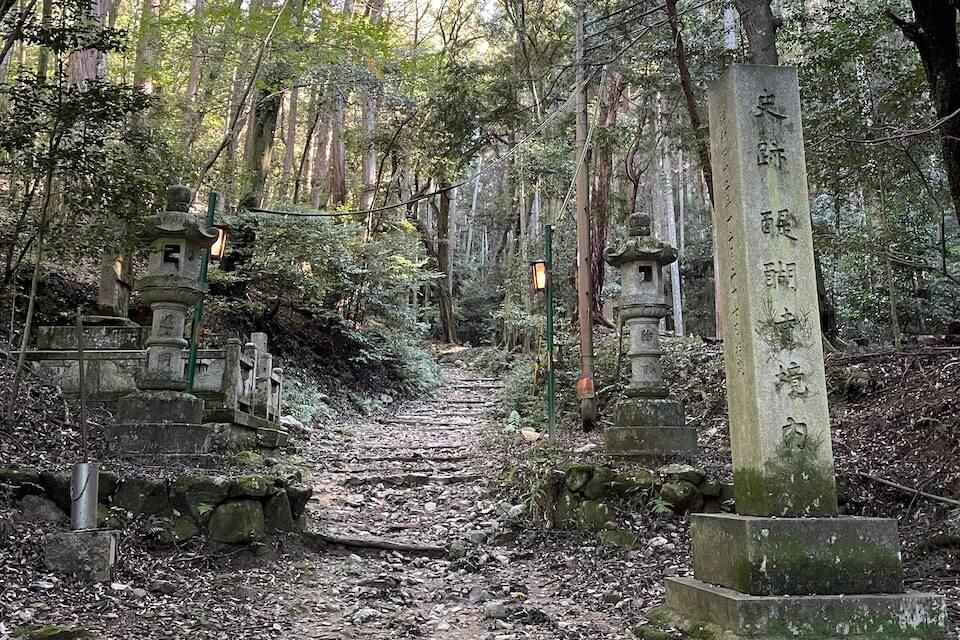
left=166, top=184, right=192, bottom=212
left=604, top=210, right=677, bottom=267
left=136, top=184, right=217, bottom=246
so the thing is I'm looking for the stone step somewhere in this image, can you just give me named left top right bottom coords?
left=342, top=473, right=481, bottom=487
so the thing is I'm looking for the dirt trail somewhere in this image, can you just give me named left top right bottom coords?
left=290, top=366, right=639, bottom=640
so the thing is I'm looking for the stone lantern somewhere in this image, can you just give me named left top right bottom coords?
left=603, top=212, right=696, bottom=457
left=108, top=185, right=218, bottom=454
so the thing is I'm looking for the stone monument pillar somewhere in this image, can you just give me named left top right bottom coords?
left=665, top=65, right=946, bottom=638
left=107, top=185, right=217, bottom=455
left=603, top=213, right=695, bottom=457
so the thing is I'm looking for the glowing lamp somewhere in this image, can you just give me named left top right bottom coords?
left=531, top=260, right=548, bottom=293
left=210, top=225, right=230, bottom=261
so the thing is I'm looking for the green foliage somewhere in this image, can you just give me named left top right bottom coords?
left=649, top=495, right=674, bottom=516
left=0, top=0, right=169, bottom=284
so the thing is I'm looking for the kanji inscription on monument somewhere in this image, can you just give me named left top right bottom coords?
left=707, top=65, right=837, bottom=517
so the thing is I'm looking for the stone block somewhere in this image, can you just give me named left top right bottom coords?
left=113, top=476, right=169, bottom=516
left=665, top=577, right=947, bottom=638
left=105, top=422, right=214, bottom=455
left=21, top=495, right=67, bottom=523
left=264, top=491, right=294, bottom=533
left=43, top=530, right=119, bottom=583
left=286, top=483, right=313, bottom=519
left=611, top=469, right=654, bottom=497
left=613, top=397, right=683, bottom=429
left=660, top=481, right=703, bottom=514
left=116, top=391, right=204, bottom=425
left=208, top=500, right=266, bottom=544
left=605, top=426, right=697, bottom=457
left=37, top=325, right=144, bottom=351
left=690, top=513, right=904, bottom=596
left=170, top=475, right=230, bottom=525
left=708, top=65, right=838, bottom=518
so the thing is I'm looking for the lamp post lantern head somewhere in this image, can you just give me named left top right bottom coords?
left=530, top=259, right=548, bottom=293
left=210, top=224, right=230, bottom=261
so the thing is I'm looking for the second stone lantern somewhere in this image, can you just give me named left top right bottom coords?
left=603, top=212, right=696, bottom=458
left=108, top=184, right=218, bottom=455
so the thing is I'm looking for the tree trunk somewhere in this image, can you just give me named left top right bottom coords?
left=294, top=88, right=321, bottom=203
left=183, top=0, right=204, bottom=103
left=133, top=0, right=161, bottom=92
left=311, top=113, right=331, bottom=207
left=731, top=0, right=779, bottom=65
left=665, top=0, right=714, bottom=207
left=661, top=144, right=684, bottom=336
left=891, top=2, right=960, bottom=227
left=416, top=192, right=457, bottom=344
left=68, top=0, right=108, bottom=86
left=589, top=70, right=622, bottom=321
left=279, top=86, right=298, bottom=201
left=328, top=91, right=347, bottom=205
left=240, top=65, right=284, bottom=208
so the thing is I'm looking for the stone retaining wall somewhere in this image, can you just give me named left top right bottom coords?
left=544, top=463, right=732, bottom=548
left=0, top=464, right=313, bottom=546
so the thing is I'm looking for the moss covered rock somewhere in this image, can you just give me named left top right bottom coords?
left=98, top=471, right=119, bottom=502
left=171, top=475, right=230, bottom=525
left=552, top=491, right=581, bottom=528
left=613, top=469, right=655, bottom=498
left=172, top=516, right=200, bottom=543
left=113, top=476, right=168, bottom=516
left=286, top=483, right=313, bottom=519
left=564, top=465, right=594, bottom=492
left=15, top=625, right=89, bottom=639
left=582, top=466, right=615, bottom=500
left=631, top=627, right=673, bottom=640
left=597, top=528, right=637, bottom=550
left=659, top=481, right=702, bottom=514
left=264, top=491, right=294, bottom=533
left=208, top=500, right=265, bottom=544
left=0, top=466, right=40, bottom=486
left=658, top=463, right=705, bottom=485
left=96, top=504, right=123, bottom=529
left=579, top=500, right=613, bottom=531
left=38, top=471, right=71, bottom=512
left=229, top=474, right=275, bottom=499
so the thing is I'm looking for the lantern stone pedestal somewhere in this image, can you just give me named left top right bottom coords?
left=604, top=213, right=696, bottom=458
left=106, top=185, right=217, bottom=455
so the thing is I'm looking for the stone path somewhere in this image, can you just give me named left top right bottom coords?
left=289, top=367, right=641, bottom=639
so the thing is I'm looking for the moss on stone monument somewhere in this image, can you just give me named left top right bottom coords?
left=731, top=443, right=837, bottom=517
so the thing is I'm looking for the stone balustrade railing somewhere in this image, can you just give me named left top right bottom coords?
left=24, top=323, right=287, bottom=448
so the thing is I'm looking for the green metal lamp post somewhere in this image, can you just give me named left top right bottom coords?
left=186, top=192, right=220, bottom=392
left=531, top=224, right=556, bottom=443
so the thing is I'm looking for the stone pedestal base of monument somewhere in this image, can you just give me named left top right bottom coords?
left=44, top=530, right=119, bottom=583
left=108, top=390, right=214, bottom=454
left=605, top=398, right=696, bottom=457
left=664, top=513, right=948, bottom=638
